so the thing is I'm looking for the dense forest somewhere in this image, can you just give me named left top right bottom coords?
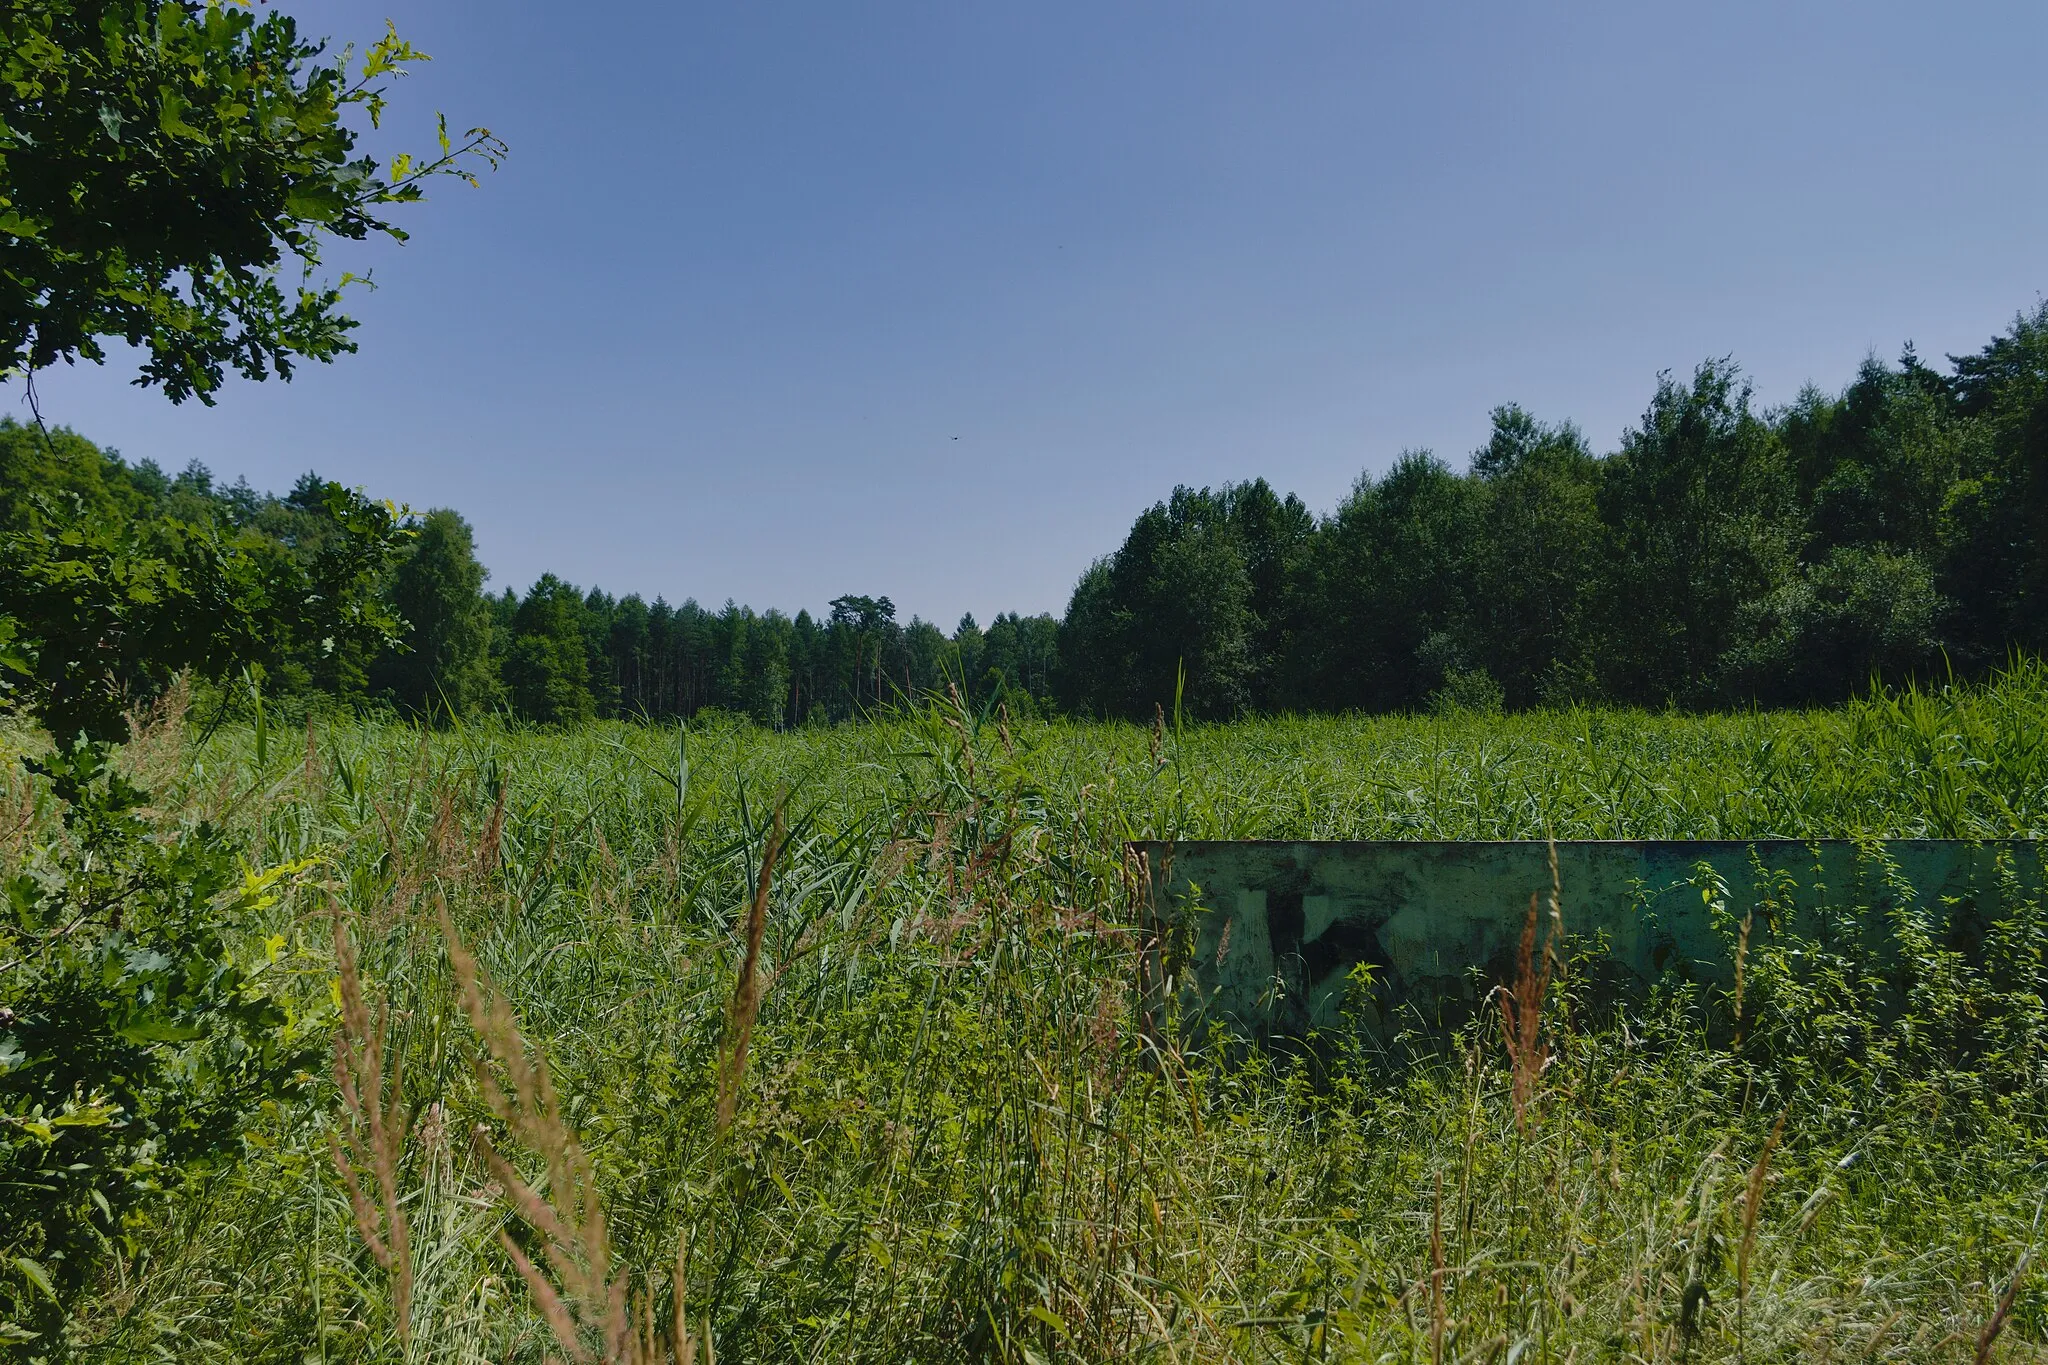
left=6, top=299, right=2046, bottom=726
left=0, top=430, right=1061, bottom=727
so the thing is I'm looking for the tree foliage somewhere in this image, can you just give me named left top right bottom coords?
left=374, top=508, right=495, bottom=719
left=501, top=574, right=595, bottom=727
left=0, top=439, right=407, bottom=742
left=0, top=449, right=405, bottom=1349
left=1, top=746, right=318, bottom=1349
left=9, top=302, right=2048, bottom=731
left=0, top=0, right=500, bottom=402
left=0, top=5, right=485, bottom=1344
left=1057, top=305, right=2048, bottom=718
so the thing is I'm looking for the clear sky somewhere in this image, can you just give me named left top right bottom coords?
left=16, top=1, right=2047, bottom=626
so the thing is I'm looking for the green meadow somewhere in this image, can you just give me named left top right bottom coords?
left=9, top=668, right=2047, bottom=1362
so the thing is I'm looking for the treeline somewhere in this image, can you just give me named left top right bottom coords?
left=5, top=299, right=2046, bottom=726
left=0, top=427, right=1059, bottom=726
left=481, top=579, right=1059, bottom=726
left=1069, top=301, right=2048, bottom=716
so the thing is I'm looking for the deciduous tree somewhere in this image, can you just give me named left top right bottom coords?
left=1, top=0, right=500, bottom=404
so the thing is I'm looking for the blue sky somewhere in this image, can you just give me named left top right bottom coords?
left=19, top=1, right=2048, bottom=625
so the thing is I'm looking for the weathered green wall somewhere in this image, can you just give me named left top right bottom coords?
left=1132, top=840, right=2044, bottom=1037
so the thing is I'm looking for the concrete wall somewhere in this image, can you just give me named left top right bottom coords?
left=1132, top=840, right=2044, bottom=1038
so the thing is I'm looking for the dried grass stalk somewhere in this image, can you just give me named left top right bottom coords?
left=440, top=901, right=699, bottom=1363
left=328, top=903, right=414, bottom=1344
left=1429, top=1171, right=1447, bottom=1365
left=477, top=780, right=507, bottom=877
left=1498, top=893, right=1554, bottom=1133
left=1974, top=1248, right=2031, bottom=1365
left=717, top=809, right=783, bottom=1135
left=1732, top=908, right=1755, bottom=1048
left=1737, top=1112, right=1786, bottom=1359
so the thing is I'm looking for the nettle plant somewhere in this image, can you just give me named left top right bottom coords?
left=0, top=485, right=408, bottom=1351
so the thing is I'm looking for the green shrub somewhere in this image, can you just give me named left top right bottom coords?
left=0, top=745, right=319, bottom=1352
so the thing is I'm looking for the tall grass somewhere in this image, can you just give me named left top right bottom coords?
left=13, top=665, right=2048, bottom=1360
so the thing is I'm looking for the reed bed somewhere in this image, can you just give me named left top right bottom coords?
left=15, top=666, right=2048, bottom=1361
